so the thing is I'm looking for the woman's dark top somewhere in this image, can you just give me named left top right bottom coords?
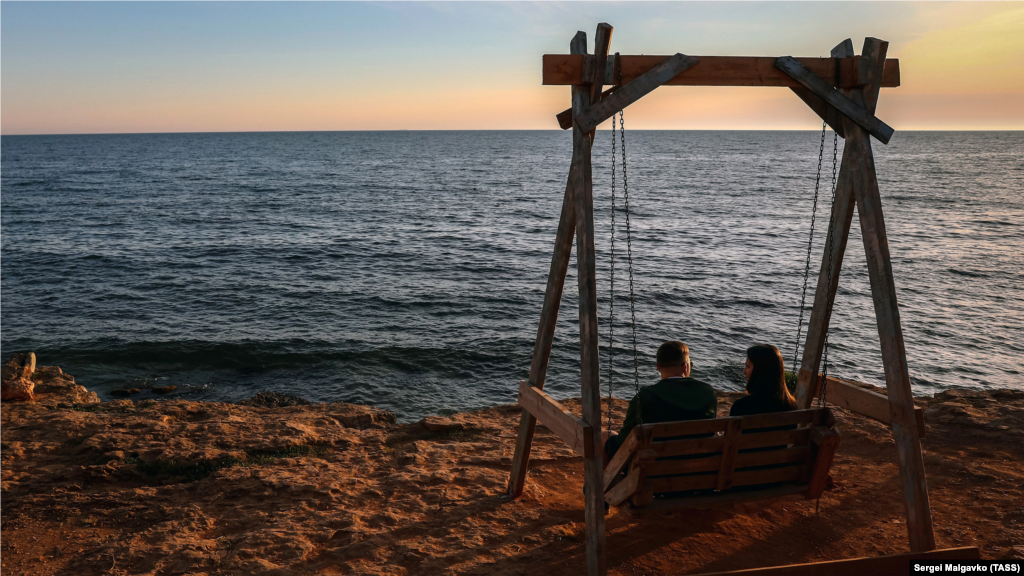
left=729, top=393, right=795, bottom=417
left=730, top=393, right=798, bottom=454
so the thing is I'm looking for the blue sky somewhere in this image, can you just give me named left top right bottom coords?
left=2, top=2, right=1022, bottom=134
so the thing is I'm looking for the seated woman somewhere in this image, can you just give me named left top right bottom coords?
left=730, top=343, right=797, bottom=417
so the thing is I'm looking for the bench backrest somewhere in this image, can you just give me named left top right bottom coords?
left=604, top=408, right=839, bottom=507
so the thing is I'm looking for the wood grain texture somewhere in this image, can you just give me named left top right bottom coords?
left=805, top=426, right=840, bottom=499
left=775, top=56, right=894, bottom=144
left=605, top=466, right=642, bottom=507
left=737, top=428, right=810, bottom=450
left=824, top=375, right=926, bottom=438
left=517, top=380, right=594, bottom=458
left=794, top=39, right=860, bottom=410
left=575, top=24, right=612, bottom=576
left=646, top=455, right=724, bottom=477
left=628, top=449, right=657, bottom=507
left=735, top=446, right=809, bottom=469
left=697, top=547, right=980, bottom=576
left=649, top=465, right=805, bottom=493
left=543, top=54, right=900, bottom=88
left=602, top=427, right=643, bottom=490
left=651, top=436, right=726, bottom=458
left=716, top=419, right=744, bottom=490
left=644, top=417, right=730, bottom=438
left=556, top=86, right=617, bottom=129
left=846, top=38, right=935, bottom=553
left=573, top=53, right=699, bottom=133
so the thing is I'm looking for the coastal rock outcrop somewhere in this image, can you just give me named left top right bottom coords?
left=1, top=353, right=37, bottom=401
left=238, top=391, right=313, bottom=408
left=1, top=353, right=99, bottom=405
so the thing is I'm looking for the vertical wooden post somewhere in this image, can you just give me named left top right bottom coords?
left=847, top=37, right=936, bottom=552
left=795, top=40, right=858, bottom=409
left=575, top=24, right=612, bottom=576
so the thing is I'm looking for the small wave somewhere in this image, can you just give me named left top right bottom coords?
left=948, top=268, right=989, bottom=278
left=735, top=299, right=775, bottom=308
left=974, top=219, right=1018, bottom=227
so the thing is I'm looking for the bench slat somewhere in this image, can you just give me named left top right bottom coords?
left=649, top=464, right=805, bottom=493
left=735, top=446, right=809, bottom=469
left=740, top=409, right=818, bottom=430
left=644, top=418, right=730, bottom=439
left=647, top=455, right=722, bottom=477
left=737, top=428, right=809, bottom=450
left=651, top=436, right=725, bottom=458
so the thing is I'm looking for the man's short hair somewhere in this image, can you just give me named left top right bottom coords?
left=656, top=341, right=690, bottom=367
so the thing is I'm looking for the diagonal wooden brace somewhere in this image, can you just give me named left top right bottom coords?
left=775, top=56, right=894, bottom=144
left=557, top=86, right=618, bottom=129
left=790, top=87, right=846, bottom=137
left=573, top=53, right=699, bottom=133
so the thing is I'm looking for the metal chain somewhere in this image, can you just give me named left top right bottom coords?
left=818, top=130, right=840, bottom=408
left=620, top=109, right=643, bottom=427
left=606, top=115, right=618, bottom=427
left=791, top=122, right=829, bottom=376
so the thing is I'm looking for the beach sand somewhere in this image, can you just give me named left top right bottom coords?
left=2, top=364, right=1022, bottom=575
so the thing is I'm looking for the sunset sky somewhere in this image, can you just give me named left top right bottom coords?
left=2, top=1, right=1022, bottom=135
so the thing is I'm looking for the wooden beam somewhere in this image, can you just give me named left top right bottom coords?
left=543, top=54, right=900, bottom=88
left=698, top=547, right=980, bottom=576
left=795, top=41, right=860, bottom=410
left=605, top=465, right=642, bottom=507
left=824, top=376, right=926, bottom=438
left=518, top=380, right=594, bottom=458
left=805, top=426, right=840, bottom=499
left=715, top=419, right=744, bottom=490
left=790, top=38, right=848, bottom=137
left=506, top=118, right=580, bottom=498
left=574, top=24, right=612, bottom=576
left=848, top=38, right=935, bottom=553
left=573, top=53, right=699, bottom=133
left=557, top=86, right=617, bottom=130
left=775, top=56, right=894, bottom=144
left=603, top=427, right=643, bottom=490
left=629, top=449, right=657, bottom=507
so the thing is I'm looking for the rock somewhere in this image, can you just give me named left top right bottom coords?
left=238, top=392, right=312, bottom=408
left=1, top=377, right=35, bottom=402
left=153, top=386, right=179, bottom=395
left=992, top=389, right=1024, bottom=401
left=110, top=389, right=141, bottom=397
left=419, top=416, right=465, bottom=433
left=21, top=353, right=36, bottom=376
left=2, top=352, right=36, bottom=383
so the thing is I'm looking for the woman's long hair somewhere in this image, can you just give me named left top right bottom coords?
left=746, top=344, right=797, bottom=409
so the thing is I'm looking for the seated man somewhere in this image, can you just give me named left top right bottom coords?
left=603, top=340, right=717, bottom=460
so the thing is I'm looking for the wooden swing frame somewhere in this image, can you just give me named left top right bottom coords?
left=506, top=23, right=941, bottom=576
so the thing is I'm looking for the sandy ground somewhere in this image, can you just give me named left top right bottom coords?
left=2, top=369, right=1023, bottom=575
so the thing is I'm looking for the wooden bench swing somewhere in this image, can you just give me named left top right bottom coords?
left=506, top=23, right=975, bottom=575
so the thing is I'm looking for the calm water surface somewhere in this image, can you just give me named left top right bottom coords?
left=2, top=131, right=1021, bottom=420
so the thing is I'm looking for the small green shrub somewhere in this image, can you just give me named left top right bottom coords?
left=784, top=371, right=799, bottom=394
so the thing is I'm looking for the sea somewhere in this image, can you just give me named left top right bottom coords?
left=2, top=131, right=1022, bottom=421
